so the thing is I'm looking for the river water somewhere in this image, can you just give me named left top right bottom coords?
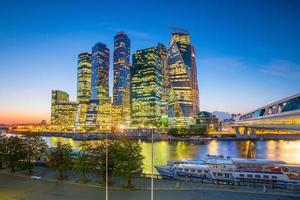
left=42, top=137, right=300, bottom=174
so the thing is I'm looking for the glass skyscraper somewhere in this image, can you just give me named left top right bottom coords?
left=167, top=29, right=200, bottom=128
left=112, top=32, right=131, bottom=128
left=131, top=44, right=166, bottom=128
left=77, top=52, right=91, bottom=103
left=86, top=42, right=111, bottom=130
left=76, top=52, right=91, bottom=130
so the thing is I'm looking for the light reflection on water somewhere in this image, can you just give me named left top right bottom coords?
left=43, top=137, right=300, bottom=174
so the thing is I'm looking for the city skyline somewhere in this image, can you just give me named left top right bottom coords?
left=1, top=0, right=300, bottom=124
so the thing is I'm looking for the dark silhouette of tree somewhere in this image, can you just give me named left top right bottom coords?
left=22, top=136, right=48, bottom=174
left=5, top=136, right=25, bottom=172
left=74, top=142, right=93, bottom=182
left=46, top=141, right=73, bottom=179
left=114, top=140, right=144, bottom=187
left=0, top=135, right=7, bottom=169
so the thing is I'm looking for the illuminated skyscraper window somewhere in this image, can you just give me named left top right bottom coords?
left=167, top=28, right=200, bottom=128
left=112, top=32, right=131, bottom=128
left=131, top=44, right=166, bottom=128
left=86, top=43, right=111, bottom=130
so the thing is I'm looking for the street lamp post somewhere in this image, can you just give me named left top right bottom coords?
left=106, top=131, right=108, bottom=200
left=151, top=128, right=154, bottom=200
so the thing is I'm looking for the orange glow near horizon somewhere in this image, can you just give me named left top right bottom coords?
left=0, top=112, right=49, bottom=124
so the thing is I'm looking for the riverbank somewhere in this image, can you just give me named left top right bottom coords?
left=7, top=131, right=300, bottom=142
left=0, top=167, right=299, bottom=199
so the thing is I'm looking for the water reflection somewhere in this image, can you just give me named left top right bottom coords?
left=43, top=137, right=300, bottom=174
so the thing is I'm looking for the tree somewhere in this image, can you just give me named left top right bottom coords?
left=114, top=140, right=144, bottom=187
left=74, top=142, right=93, bottom=182
left=46, top=141, right=73, bottom=179
left=5, top=136, right=25, bottom=172
left=91, top=141, right=119, bottom=185
left=22, top=136, right=48, bottom=174
left=0, top=135, right=7, bottom=169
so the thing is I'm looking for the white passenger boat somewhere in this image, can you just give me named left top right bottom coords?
left=155, top=155, right=300, bottom=185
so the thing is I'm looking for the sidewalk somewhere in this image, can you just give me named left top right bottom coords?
left=0, top=167, right=299, bottom=198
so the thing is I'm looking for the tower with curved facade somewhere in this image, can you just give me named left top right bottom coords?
left=167, top=29, right=200, bottom=128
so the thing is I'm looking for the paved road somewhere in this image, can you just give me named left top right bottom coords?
left=0, top=174, right=298, bottom=200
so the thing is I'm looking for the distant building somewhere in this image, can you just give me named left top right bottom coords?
left=112, top=32, right=131, bottom=129
left=167, top=28, right=200, bottom=128
left=130, top=44, right=166, bottom=128
left=192, top=111, right=219, bottom=131
left=86, top=43, right=111, bottom=131
left=76, top=52, right=91, bottom=130
left=51, top=90, right=78, bottom=131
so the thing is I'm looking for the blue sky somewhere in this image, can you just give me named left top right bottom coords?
left=0, top=0, right=299, bottom=123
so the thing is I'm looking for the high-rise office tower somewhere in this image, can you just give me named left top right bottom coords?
left=75, top=52, right=91, bottom=130
left=90, top=43, right=110, bottom=103
left=77, top=52, right=92, bottom=103
left=131, top=44, right=166, bottom=128
left=112, top=32, right=131, bottom=128
left=167, top=28, right=200, bottom=128
left=86, top=43, right=111, bottom=130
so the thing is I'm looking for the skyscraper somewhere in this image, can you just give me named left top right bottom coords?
left=112, top=32, right=131, bottom=128
left=167, top=28, right=200, bottom=128
left=131, top=44, right=166, bottom=128
left=76, top=52, right=91, bottom=130
left=77, top=52, right=91, bottom=103
left=90, top=43, right=110, bottom=103
left=86, top=42, right=111, bottom=130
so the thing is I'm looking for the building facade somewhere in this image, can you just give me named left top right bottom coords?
left=86, top=43, right=111, bottom=130
left=76, top=52, right=91, bottom=130
left=51, top=90, right=78, bottom=131
left=112, top=32, right=131, bottom=129
left=130, top=44, right=166, bottom=128
left=192, top=111, right=219, bottom=132
left=167, top=29, right=200, bottom=128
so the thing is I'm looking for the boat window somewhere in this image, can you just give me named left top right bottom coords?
left=197, top=170, right=202, bottom=173
left=247, top=174, right=253, bottom=178
left=178, top=168, right=183, bottom=171
left=191, top=169, right=195, bottom=173
left=184, top=168, right=189, bottom=172
left=263, top=175, right=269, bottom=179
left=204, top=170, right=209, bottom=173
left=218, top=173, right=222, bottom=176
left=255, top=175, right=261, bottom=178
left=240, top=174, right=245, bottom=177
left=271, top=176, right=277, bottom=179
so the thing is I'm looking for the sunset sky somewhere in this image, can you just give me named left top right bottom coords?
left=0, top=0, right=300, bottom=124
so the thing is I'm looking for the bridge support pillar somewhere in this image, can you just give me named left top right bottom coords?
left=249, top=128, right=257, bottom=139
left=234, top=127, right=242, bottom=138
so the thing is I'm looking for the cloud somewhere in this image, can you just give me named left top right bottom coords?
left=260, top=60, right=300, bottom=78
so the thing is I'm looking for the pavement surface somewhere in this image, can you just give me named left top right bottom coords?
left=0, top=174, right=299, bottom=200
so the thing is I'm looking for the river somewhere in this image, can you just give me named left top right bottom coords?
left=42, top=137, right=300, bottom=174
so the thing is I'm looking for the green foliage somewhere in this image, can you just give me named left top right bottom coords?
left=113, top=140, right=144, bottom=187
left=22, top=136, right=48, bottom=174
left=74, top=142, right=93, bottom=182
left=46, top=141, right=73, bottom=179
left=5, top=136, right=26, bottom=172
left=89, top=140, right=144, bottom=187
left=90, top=141, right=119, bottom=184
left=167, top=127, right=207, bottom=137
left=0, top=135, right=7, bottom=169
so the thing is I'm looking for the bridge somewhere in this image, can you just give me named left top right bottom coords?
left=231, top=93, right=300, bottom=139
